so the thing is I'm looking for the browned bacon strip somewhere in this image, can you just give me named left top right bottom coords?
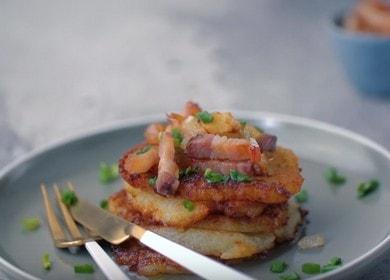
left=167, top=101, right=202, bottom=126
left=183, top=101, right=202, bottom=117
left=257, top=134, right=277, bottom=152
left=124, top=145, right=159, bottom=174
left=186, top=134, right=261, bottom=162
left=155, top=132, right=179, bottom=195
left=144, top=123, right=166, bottom=145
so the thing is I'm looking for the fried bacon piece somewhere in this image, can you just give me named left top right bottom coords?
left=201, top=112, right=241, bottom=135
left=155, top=132, right=180, bottom=195
left=167, top=101, right=202, bottom=126
left=124, top=145, right=159, bottom=174
left=183, top=101, right=202, bottom=117
left=257, top=134, right=277, bottom=152
left=144, top=123, right=166, bottom=145
left=186, top=134, right=261, bottom=162
left=180, top=116, right=206, bottom=148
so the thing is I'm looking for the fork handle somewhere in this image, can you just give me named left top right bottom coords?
left=85, top=241, right=129, bottom=280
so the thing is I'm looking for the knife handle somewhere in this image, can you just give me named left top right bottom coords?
left=85, top=241, right=129, bottom=280
left=139, top=230, right=255, bottom=280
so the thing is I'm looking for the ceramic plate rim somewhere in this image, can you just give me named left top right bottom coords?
left=0, top=111, right=389, bottom=280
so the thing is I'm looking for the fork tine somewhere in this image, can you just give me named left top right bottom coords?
left=40, top=184, right=68, bottom=248
left=67, top=181, right=76, bottom=192
left=53, top=184, right=83, bottom=240
left=66, top=182, right=101, bottom=240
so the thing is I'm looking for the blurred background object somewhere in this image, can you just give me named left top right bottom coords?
left=344, top=0, right=390, bottom=35
left=331, top=0, right=390, bottom=96
left=0, top=0, right=389, bottom=162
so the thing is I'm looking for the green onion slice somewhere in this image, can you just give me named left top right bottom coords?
left=171, top=128, right=183, bottom=147
left=99, top=162, right=119, bottom=184
left=328, top=257, right=342, bottom=266
left=22, top=217, right=41, bottom=231
left=302, top=263, right=321, bottom=275
left=294, top=189, right=308, bottom=203
left=204, top=168, right=229, bottom=184
left=229, top=170, right=251, bottom=183
left=136, top=145, right=151, bottom=155
left=183, top=199, right=195, bottom=211
left=42, top=253, right=52, bottom=270
left=61, top=190, right=78, bottom=206
left=321, top=256, right=343, bottom=273
left=100, top=199, right=108, bottom=210
left=74, top=264, right=94, bottom=274
left=357, top=179, right=379, bottom=198
left=196, top=111, right=214, bottom=123
left=270, top=260, right=287, bottom=273
left=148, top=176, right=157, bottom=187
left=324, top=167, right=346, bottom=185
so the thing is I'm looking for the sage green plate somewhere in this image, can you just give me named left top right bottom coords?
left=0, top=112, right=389, bottom=280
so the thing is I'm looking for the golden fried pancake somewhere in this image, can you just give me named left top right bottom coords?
left=111, top=188, right=288, bottom=232
left=119, top=147, right=303, bottom=204
left=124, top=183, right=209, bottom=227
left=112, top=239, right=185, bottom=276
left=111, top=201, right=303, bottom=276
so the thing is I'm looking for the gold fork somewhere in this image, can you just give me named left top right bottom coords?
left=40, top=183, right=129, bottom=280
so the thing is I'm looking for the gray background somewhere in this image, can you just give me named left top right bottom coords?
left=0, top=0, right=389, bottom=279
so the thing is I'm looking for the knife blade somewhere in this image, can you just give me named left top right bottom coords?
left=70, top=197, right=255, bottom=280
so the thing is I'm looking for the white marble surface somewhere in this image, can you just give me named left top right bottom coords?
left=0, top=0, right=389, bottom=279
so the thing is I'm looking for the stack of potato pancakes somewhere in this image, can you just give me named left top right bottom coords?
left=108, top=102, right=304, bottom=276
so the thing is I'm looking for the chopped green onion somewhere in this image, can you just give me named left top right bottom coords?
left=324, top=167, right=346, bottom=185
left=229, top=170, right=251, bottom=183
left=239, top=120, right=247, bottom=126
left=74, top=264, right=94, bottom=274
left=183, top=200, right=195, bottom=211
left=99, top=162, right=119, bottom=184
left=22, top=217, right=40, bottom=231
left=328, top=257, right=342, bottom=266
left=357, top=180, right=379, bottom=198
left=61, top=190, right=78, bottom=206
left=204, top=168, right=229, bottom=184
left=321, top=256, right=343, bottom=273
left=196, top=111, right=214, bottom=123
left=42, top=253, right=52, bottom=270
left=302, top=263, right=321, bottom=275
left=148, top=176, right=157, bottom=187
left=279, top=272, right=300, bottom=280
left=180, top=166, right=199, bottom=178
left=100, top=199, right=108, bottom=210
left=270, top=260, right=287, bottom=273
left=294, top=189, right=308, bottom=203
left=321, top=257, right=342, bottom=272
left=136, top=145, right=151, bottom=155
left=171, top=128, right=184, bottom=147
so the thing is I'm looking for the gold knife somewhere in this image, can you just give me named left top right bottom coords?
left=70, top=197, right=255, bottom=280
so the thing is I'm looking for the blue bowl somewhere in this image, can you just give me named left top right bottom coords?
left=331, top=13, right=390, bottom=97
